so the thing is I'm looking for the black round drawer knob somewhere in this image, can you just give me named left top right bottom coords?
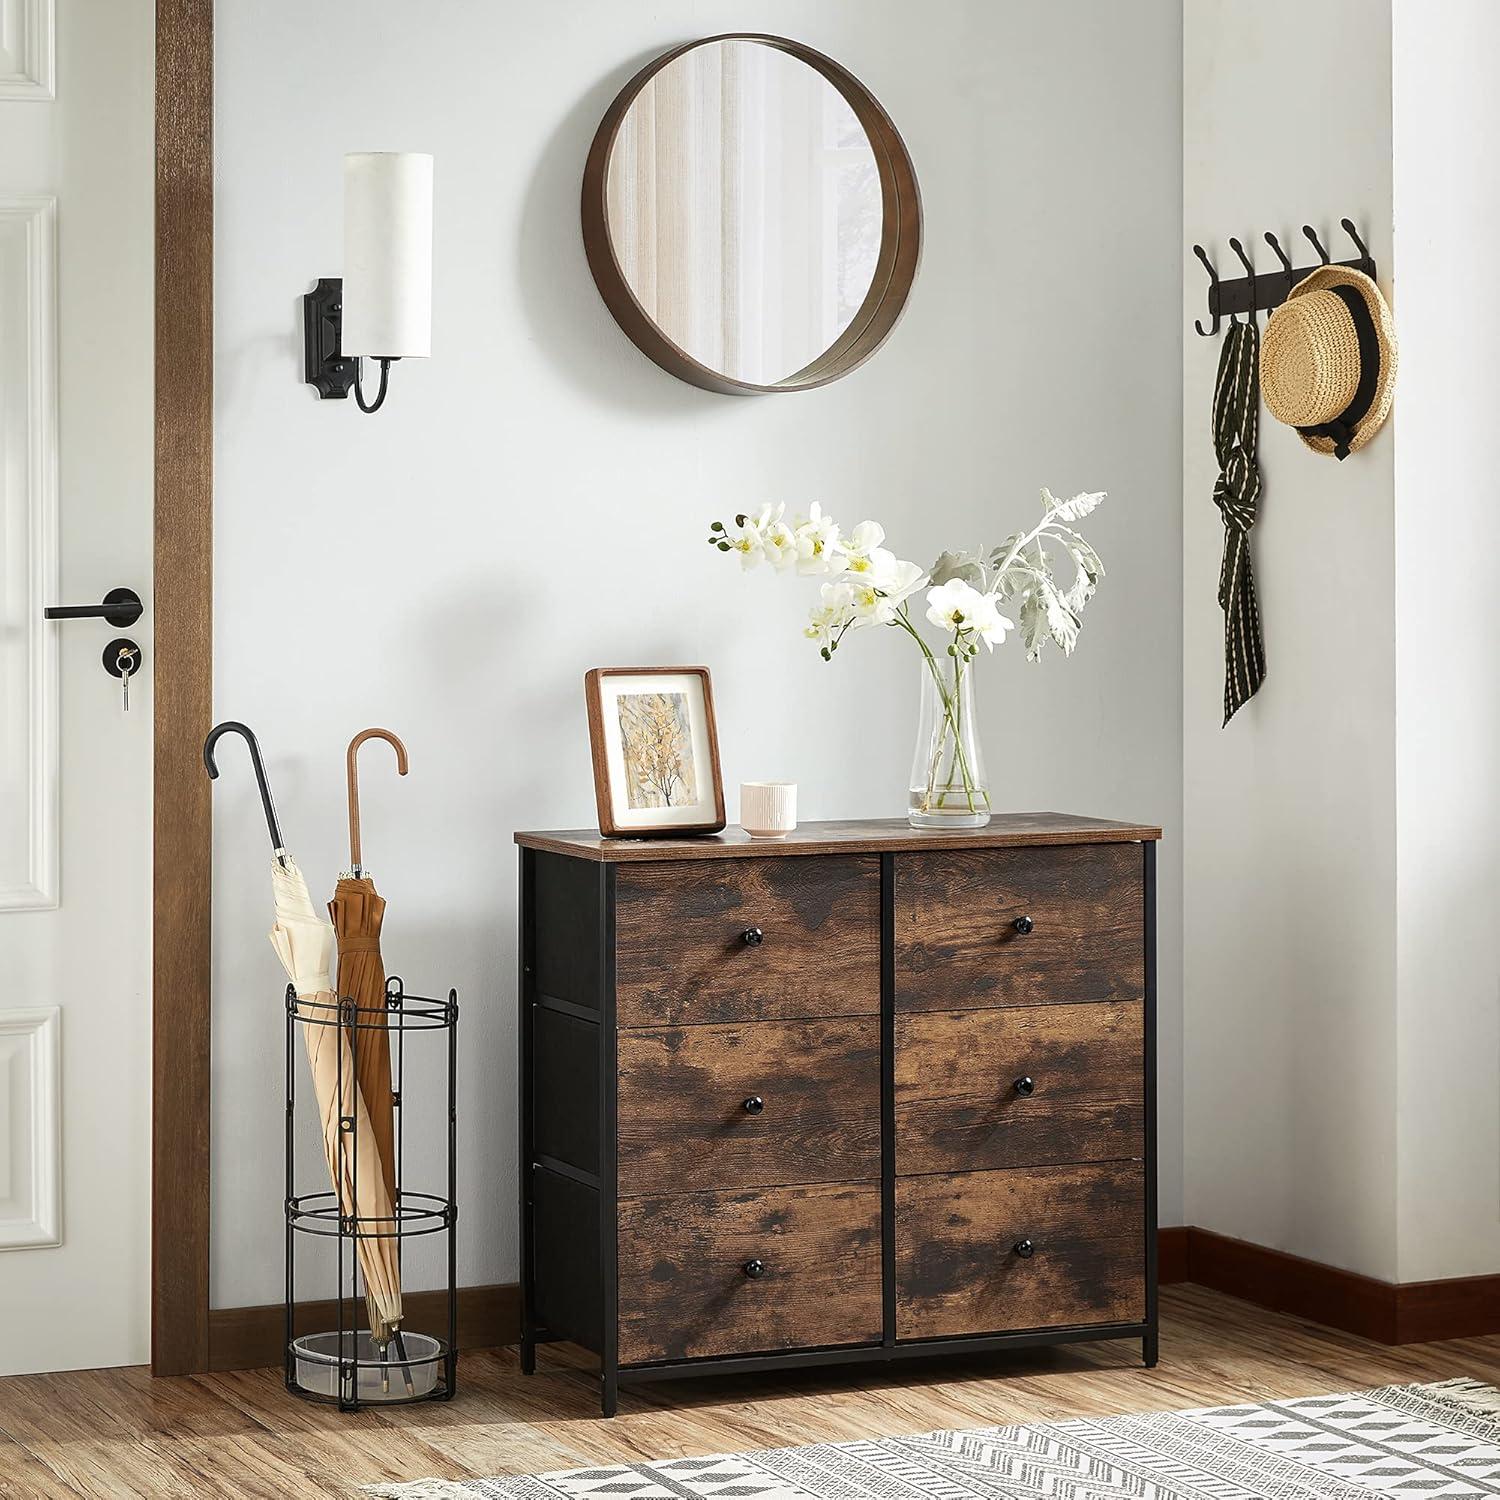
left=1013, top=1238, right=1035, bottom=1259
left=1013, top=1076, right=1035, bottom=1097
left=742, top=1258, right=766, bottom=1279
left=742, top=926, right=764, bottom=947
left=1012, top=915, right=1035, bottom=935
left=742, top=1095, right=765, bottom=1115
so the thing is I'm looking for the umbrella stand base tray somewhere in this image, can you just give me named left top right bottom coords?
left=288, top=1330, right=450, bottom=1406
left=285, top=977, right=460, bottom=1413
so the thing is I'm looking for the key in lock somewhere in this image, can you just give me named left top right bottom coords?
left=103, top=637, right=141, bottom=712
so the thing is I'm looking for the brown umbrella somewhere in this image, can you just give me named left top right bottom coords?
left=329, top=728, right=409, bottom=1335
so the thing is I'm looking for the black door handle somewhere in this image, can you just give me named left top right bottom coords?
left=44, top=587, right=143, bottom=627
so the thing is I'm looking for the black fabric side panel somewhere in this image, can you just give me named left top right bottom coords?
left=535, top=852, right=603, bottom=1011
left=534, top=1005, right=600, bottom=1176
left=534, top=1165, right=602, bottom=1352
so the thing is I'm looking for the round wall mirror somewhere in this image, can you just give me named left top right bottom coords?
left=582, top=34, right=922, bottom=395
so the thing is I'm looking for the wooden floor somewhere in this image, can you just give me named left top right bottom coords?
left=3, top=1286, right=1500, bottom=1498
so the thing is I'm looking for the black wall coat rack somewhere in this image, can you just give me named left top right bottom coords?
left=1192, top=219, right=1375, bottom=336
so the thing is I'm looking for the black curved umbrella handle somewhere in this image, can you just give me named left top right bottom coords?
left=204, top=720, right=287, bottom=860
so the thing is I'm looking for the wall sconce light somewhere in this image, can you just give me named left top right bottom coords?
left=303, top=152, right=432, bottom=413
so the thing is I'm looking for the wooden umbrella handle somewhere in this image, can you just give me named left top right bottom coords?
left=347, top=728, right=409, bottom=871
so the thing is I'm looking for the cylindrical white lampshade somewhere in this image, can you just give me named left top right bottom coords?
left=341, top=152, right=432, bottom=358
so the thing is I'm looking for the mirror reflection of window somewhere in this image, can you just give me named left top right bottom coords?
left=823, top=87, right=882, bottom=347
left=605, top=40, right=882, bottom=386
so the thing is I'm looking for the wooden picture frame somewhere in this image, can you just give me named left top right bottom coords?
left=585, top=666, right=726, bottom=838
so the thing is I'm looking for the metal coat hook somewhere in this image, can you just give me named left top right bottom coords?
left=1263, top=231, right=1294, bottom=315
left=1302, top=224, right=1331, bottom=264
left=204, top=721, right=288, bottom=864
left=1228, top=238, right=1258, bottom=327
left=347, top=727, right=409, bottom=875
left=1192, top=244, right=1222, bottom=337
left=1341, top=218, right=1370, bottom=260
left=1264, top=231, right=1294, bottom=281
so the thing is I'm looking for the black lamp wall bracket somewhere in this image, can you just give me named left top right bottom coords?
left=1192, top=219, right=1376, bottom=337
left=302, top=277, right=397, bottom=411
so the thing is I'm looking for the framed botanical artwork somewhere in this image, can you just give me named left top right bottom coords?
left=585, top=666, right=726, bottom=838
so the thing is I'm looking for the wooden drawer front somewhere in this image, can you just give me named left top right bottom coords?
left=615, top=856, right=880, bottom=1026
left=895, top=1164, right=1144, bottom=1340
left=894, top=1002, right=1143, bottom=1175
left=617, top=1182, right=882, bottom=1364
left=618, top=1018, right=880, bottom=1194
left=894, top=844, right=1142, bottom=1012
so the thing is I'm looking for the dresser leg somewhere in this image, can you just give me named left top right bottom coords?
left=520, top=1336, right=536, bottom=1376
left=600, top=1370, right=618, bottom=1418
left=1142, top=1329, right=1159, bottom=1368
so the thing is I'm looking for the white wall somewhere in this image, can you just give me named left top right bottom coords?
left=1183, top=0, right=1400, bottom=1279
left=211, top=0, right=1183, bottom=1307
left=1390, top=0, right=1500, bottom=1283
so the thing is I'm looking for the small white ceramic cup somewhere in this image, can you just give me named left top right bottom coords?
left=740, top=781, right=797, bottom=839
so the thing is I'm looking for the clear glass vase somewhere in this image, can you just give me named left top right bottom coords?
left=908, top=656, right=991, bottom=829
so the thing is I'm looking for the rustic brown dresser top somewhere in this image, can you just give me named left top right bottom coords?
left=514, top=812, right=1161, bottom=862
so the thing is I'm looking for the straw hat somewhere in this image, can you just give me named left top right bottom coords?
left=1260, top=266, right=1397, bottom=459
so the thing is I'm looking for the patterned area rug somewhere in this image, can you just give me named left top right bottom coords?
left=366, top=1379, right=1500, bottom=1499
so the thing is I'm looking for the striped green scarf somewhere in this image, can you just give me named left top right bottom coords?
left=1212, top=320, right=1266, bottom=724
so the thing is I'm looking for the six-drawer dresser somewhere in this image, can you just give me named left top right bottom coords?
left=515, top=814, right=1161, bottom=1415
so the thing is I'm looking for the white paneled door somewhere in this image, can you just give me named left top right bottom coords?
left=0, top=0, right=154, bottom=1374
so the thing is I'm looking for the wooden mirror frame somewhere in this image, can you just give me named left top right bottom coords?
left=581, top=33, right=922, bottom=396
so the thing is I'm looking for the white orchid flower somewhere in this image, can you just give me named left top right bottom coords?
left=926, top=579, right=1015, bottom=648
left=843, top=546, right=899, bottom=585
left=725, top=517, right=765, bottom=569
left=846, top=579, right=885, bottom=625
left=925, top=578, right=988, bottom=632
left=841, top=519, right=905, bottom=583
left=764, top=518, right=798, bottom=571
left=804, top=579, right=855, bottom=646
left=849, top=560, right=929, bottom=627
left=967, top=591, right=1016, bottom=651
left=724, top=502, right=784, bottom=571
left=794, top=503, right=845, bottom=576
left=883, top=559, right=929, bottom=610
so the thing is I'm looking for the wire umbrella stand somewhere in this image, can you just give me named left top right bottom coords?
left=284, top=976, right=459, bottom=1410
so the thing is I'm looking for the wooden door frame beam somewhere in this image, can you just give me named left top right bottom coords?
left=152, top=0, right=214, bottom=1376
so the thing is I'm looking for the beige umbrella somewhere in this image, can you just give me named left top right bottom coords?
left=270, top=853, right=405, bottom=1347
